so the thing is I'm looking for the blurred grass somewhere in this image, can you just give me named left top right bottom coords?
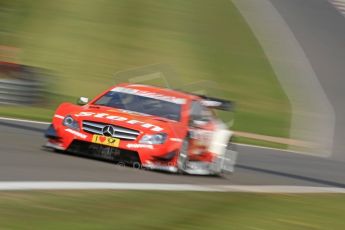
left=0, top=0, right=291, bottom=138
left=0, top=191, right=344, bottom=230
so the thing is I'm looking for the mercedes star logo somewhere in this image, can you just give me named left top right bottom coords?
left=102, top=125, right=115, bottom=137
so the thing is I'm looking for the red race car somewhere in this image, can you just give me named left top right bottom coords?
left=44, top=83, right=237, bottom=175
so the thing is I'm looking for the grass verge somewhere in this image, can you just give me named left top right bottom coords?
left=0, top=191, right=344, bottom=229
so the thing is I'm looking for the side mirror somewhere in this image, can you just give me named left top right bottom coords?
left=77, top=97, right=89, bottom=105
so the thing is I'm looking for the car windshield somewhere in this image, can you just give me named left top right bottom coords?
left=93, top=91, right=182, bottom=121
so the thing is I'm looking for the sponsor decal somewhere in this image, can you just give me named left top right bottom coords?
left=111, top=87, right=186, bottom=104
left=115, top=109, right=149, bottom=116
left=201, top=100, right=222, bottom=107
left=65, top=128, right=87, bottom=139
left=54, top=114, right=64, bottom=119
left=169, top=138, right=182, bottom=142
left=126, top=144, right=154, bottom=149
left=75, top=112, right=163, bottom=132
left=92, top=134, right=120, bottom=147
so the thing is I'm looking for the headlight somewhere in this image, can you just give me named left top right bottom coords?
left=139, top=133, right=167, bottom=145
left=62, top=115, right=80, bottom=130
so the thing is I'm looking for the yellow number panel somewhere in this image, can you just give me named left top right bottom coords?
left=92, top=135, right=120, bottom=147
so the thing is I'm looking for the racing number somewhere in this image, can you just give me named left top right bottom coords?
left=92, top=135, right=120, bottom=147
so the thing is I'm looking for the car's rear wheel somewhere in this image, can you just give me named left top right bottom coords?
left=215, top=138, right=237, bottom=176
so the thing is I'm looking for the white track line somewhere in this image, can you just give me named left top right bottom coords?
left=0, top=182, right=344, bottom=193
left=0, top=116, right=50, bottom=125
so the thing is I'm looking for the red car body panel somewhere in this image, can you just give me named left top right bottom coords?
left=45, top=83, right=236, bottom=174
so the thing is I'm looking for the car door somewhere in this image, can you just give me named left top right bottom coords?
left=188, top=101, right=216, bottom=156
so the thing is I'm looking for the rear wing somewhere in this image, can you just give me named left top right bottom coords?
left=197, top=95, right=235, bottom=111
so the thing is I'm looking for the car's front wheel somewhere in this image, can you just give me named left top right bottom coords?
left=177, top=138, right=189, bottom=174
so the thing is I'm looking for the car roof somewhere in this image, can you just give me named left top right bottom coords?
left=116, top=83, right=200, bottom=101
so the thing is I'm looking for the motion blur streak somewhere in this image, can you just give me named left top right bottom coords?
left=269, top=0, right=345, bottom=161
left=233, top=0, right=335, bottom=157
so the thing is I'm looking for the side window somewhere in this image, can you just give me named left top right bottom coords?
left=190, top=101, right=213, bottom=122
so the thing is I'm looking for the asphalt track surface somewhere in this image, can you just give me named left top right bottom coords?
left=269, top=0, right=345, bottom=160
left=1, top=119, right=345, bottom=188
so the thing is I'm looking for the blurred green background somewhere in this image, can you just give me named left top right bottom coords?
left=0, top=0, right=290, bottom=138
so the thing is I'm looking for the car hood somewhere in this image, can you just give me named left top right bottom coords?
left=71, top=106, right=184, bottom=135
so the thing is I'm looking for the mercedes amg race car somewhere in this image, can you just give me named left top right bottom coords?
left=44, top=83, right=237, bottom=175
